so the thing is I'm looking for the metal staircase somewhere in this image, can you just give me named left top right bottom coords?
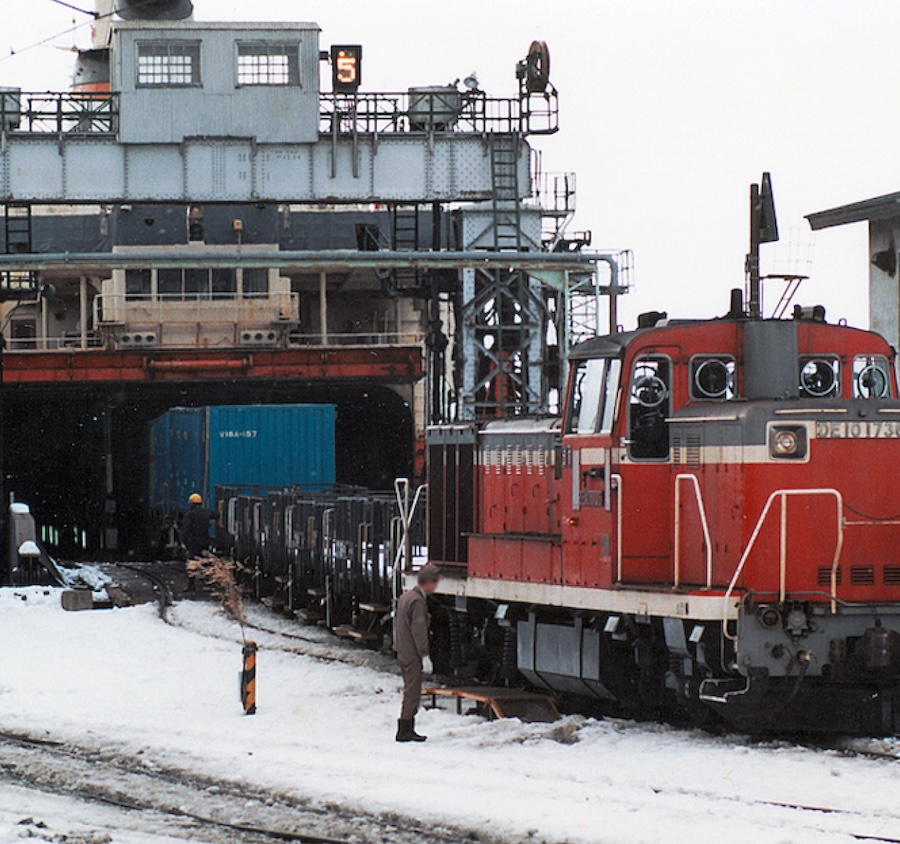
left=2, top=204, right=38, bottom=297
left=389, top=204, right=423, bottom=291
left=490, top=134, right=523, bottom=251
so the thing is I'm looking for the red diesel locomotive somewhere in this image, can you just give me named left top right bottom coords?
left=425, top=294, right=900, bottom=733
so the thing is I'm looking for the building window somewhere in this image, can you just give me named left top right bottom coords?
left=125, top=269, right=152, bottom=301
left=212, top=269, right=237, bottom=297
left=237, top=42, right=300, bottom=86
left=137, top=41, right=201, bottom=87
left=10, top=319, right=36, bottom=351
left=242, top=268, right=269, bottom=298
left=153, top=268, right=240, bottom=301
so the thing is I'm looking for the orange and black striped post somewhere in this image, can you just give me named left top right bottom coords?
left=241, top=641, right=258, bottom=715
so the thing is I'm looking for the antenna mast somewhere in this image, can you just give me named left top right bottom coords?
left=745, top=171, right=779, bottom=318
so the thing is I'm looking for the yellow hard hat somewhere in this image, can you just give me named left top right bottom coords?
left=189, top=493, right=203, bottom=504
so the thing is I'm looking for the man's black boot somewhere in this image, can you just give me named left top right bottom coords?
left=409, top=717, right=427, bottom=742
left=396, top=719, right=426, bottom=743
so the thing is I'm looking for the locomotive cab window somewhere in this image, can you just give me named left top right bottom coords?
left=799, top=356, right=840, bottom=398
left=568, top=358, right=621, bottom=435
left=628, top=357, right=671, bottom=460
left=690, top=355, right=736, bottom=401
left=853, top=355, right=892, bottom=398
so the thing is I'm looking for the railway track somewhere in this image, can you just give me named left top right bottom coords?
left=0, top=731, right=517, bottom=844
left=164, top=602, right=400, bottom=673
left=3, top=726, right=899, bottom=844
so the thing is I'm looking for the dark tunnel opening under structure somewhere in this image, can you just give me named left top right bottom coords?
left=2, top=381, right=414, bottom=561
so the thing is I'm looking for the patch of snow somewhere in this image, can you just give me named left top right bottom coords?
left=17, top=541, right=41, bottom=557
left=0, top=589, right=898, bottom=844
left=0, top=784, right=193, bottom=844
left=59, top=564, right=113, bottom=591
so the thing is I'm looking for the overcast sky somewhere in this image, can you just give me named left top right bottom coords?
left=1, top=0, right=896, bottom=330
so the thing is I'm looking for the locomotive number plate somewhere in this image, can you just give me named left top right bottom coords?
left=816, top=421, right=900, bottom=439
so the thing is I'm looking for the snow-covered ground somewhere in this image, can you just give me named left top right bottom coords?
left=0, top=784, right=195, bottom=844
left=1, top=588, right=899, bottom=844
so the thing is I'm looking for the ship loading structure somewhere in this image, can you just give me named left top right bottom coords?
left=0, top=1, right=630, bottom=561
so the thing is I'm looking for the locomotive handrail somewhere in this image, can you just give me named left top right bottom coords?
left=673, top=474, right=713, bottom=589
left=611, top=474, right=623, bottom=582
left=391, top=479, right=428, bottom=604
left=723, top=488, right=844, bottom=639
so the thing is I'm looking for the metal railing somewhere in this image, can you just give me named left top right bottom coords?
left=93, top=291, right=299, bottom=325
left=1, top=88, right=557, bottom=138
left=1, top=91, right=119, bottom=135
left=288, top=332, right=424, bottom=348
left=723, top=489, right=845, bottom=638
left=673, top=474, right=713, bottom=589
left=320, top=89, right=558, bottom=136
left=6, top=333, right=101, bottom=352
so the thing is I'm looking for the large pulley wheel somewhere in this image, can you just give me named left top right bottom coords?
left=525, top=40, right=551, bottom=93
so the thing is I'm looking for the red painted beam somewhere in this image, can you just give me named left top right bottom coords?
left=0, top=347, right=424, bottom=386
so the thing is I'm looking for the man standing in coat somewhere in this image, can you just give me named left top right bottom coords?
left=394, top=563, right=441, bottom=742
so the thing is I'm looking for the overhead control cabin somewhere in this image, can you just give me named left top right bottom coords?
left=112, top=21, right=321, bottom=145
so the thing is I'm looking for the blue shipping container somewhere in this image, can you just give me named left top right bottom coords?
left=149, top=404, right=337, bottom=511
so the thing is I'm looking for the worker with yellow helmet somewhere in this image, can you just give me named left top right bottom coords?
left=180, top=493, right=213, bottom=557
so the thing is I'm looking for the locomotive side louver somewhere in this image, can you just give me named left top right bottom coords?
left=818, top=567, right=842, bottom=586
left=850, top=566, right=876, bottom=586
left=671, top=432, right=701, bottom=469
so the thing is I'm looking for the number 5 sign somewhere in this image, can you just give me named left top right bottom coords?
left=331, top=45, right=362, bottom=93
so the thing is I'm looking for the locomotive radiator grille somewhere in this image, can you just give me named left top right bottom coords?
left=850, top=566, right=876, bottom=586
left=672, top=432, right=702, bottom=469
left=817, top=566, right=900, bottom=587
left=818, top=566, right=842, bottom=586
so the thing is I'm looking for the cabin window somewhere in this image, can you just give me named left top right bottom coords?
left=237, top=42, right=301, bottom=86
left=157, top=268, right=182, bottom=298
left=212, top=268, right=238, bottom=298
left=10, top=319, right=36, bottom=351
left=799, top=356, right=840, bottom=398
left=125, top=269, right=151, bottom=301
left=853, top=355, right=892, bottom=399
left=150, top=268, right=247, bottom=300
left=184, top=268, right=210, bottom=298
left=690, top=355, right=736, bottom=401
left=242, top=268, right=269, bottom=298
left=568, top=358, right=621, bottom=435
left=137, top=41, right=201, bottom=88
left=628, top=356, right=671, bottom=461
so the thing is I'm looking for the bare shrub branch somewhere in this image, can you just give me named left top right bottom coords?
left=186, top=552, right=247, bottom=645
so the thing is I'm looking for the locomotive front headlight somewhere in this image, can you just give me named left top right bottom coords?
left=769, top=424, right=808, bottom=460
left=773, top=430, right=798, bottom=455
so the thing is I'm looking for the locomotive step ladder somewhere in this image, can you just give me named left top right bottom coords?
left=296, top=586, right=327, bottom=625
left=423, top=686, right=560, bottom=723
left=346, top=602, right=391, bottom=648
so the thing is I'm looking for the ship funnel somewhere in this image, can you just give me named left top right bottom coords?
left=117, top=0, right=194, bottom=20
